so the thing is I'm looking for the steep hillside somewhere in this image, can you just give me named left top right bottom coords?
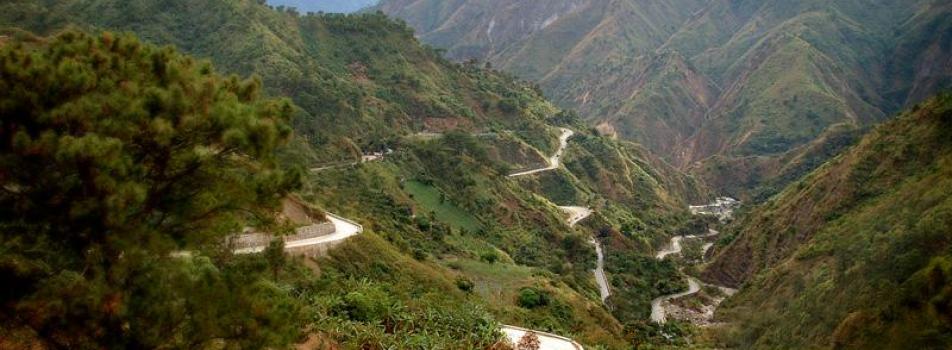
left=702, top=94, right=952, bottom=349
left=2, top=0, right=561, bottom=163
left=376, top=0, right=952, bottom=197
left=0, top=1, right=712, bottom=348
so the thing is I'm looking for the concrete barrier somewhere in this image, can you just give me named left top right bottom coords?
left=324, top=212, right=364, bottom=232
left=233, top=212, right=362, bottom=256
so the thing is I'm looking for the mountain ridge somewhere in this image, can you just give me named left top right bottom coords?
left=375, top=0, right=952, bottom=198
left=702, top=93, right=952, bottom=349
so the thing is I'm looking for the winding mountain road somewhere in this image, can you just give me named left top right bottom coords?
left=234, top=213, right=363, bottom=254
left=654, top=229, right=719, bottom=260
left=508, top=128, right=574, bottom=177
left=649, top=229, right=725, bottom=324
left=497, top=130, right=591, bottom=349
left=559, top=206, right=593, bottom=227
left=557, top=206, right=610, bottom=303
left=651, top=277, right=701, bottom=324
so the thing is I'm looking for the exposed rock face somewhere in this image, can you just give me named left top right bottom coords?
left=374, top=0, right=596, bottom=63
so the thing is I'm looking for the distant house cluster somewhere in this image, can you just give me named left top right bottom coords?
left=689, top=197, right=740, bottom=221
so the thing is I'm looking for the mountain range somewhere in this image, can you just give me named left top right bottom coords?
left=375, top=0, right=952, bottom=198
left=0, top=0, right=950, bottom=349
left=0, top=0, right=710, bottom=348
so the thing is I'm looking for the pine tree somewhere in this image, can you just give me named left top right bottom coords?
left=0, top=30, right=303, bottom=348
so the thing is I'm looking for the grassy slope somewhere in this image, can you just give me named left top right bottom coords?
left=403, top=180, right=484, bottom=232
left=703, top=94, right=952, bottom=349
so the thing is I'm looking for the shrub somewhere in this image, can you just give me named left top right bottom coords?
left=412, top=248, right=427, bottom=261
left=516, top=287, right=550, bottom=309
left=481, top=251, right=500, bottom=264
left=340, top=289, right=392, bottom=323
left=456, top=276, right=475, bottom=293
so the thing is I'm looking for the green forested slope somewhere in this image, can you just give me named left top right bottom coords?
left=3, top=0, right=561, bottom=163
left=703, top=94, right=952, bottom=349
left=0, top=29, right=307, bottom=349
left=376, top=0, right=952, bottom=199
left=0, top=1, right=712, bottom=348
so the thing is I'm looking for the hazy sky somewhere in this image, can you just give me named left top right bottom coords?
left=267, top=0, right=379, bottom=13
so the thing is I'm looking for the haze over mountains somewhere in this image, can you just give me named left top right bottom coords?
left=375, top=0, right=952, bottom=197
left=268, top=0, right=378, bottom=13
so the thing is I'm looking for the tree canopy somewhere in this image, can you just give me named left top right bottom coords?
left=0, top=30, right=303, bottom=348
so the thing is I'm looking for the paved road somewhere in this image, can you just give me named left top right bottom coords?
left=501, top=325, right=583, bottom=350
left=234, top=213, right=363, bottom=254
left=559, top=206, right=593, bottom=227
left=655, top=236, right=686, bottom=260
left=495, top=133, right=587, bottom=349
left=508, top=128, right=574, bottom=177
left=655, top=229, right=720, bottom=259
left=651, top=277, right=701, bottom=323
left=650, top=229, right=725, bottom=323
left=592, top=237, right=611, bottom=303
left=309, top=152, right=387, bottom=173
left=557, top=206, right=610, bottom=304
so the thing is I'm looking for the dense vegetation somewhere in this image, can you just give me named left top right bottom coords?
left=4, top=0, right=949, bottom=349
left=0, top=0, right=559, bottom=163
left=704, top=94, right=952, bottom=349
left=0, top=1, right=713, bottom=348
left=0, top=30, right=303, bottom=349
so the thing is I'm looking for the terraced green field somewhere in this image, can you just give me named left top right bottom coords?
left=404, top=180, right=484, bottom=232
